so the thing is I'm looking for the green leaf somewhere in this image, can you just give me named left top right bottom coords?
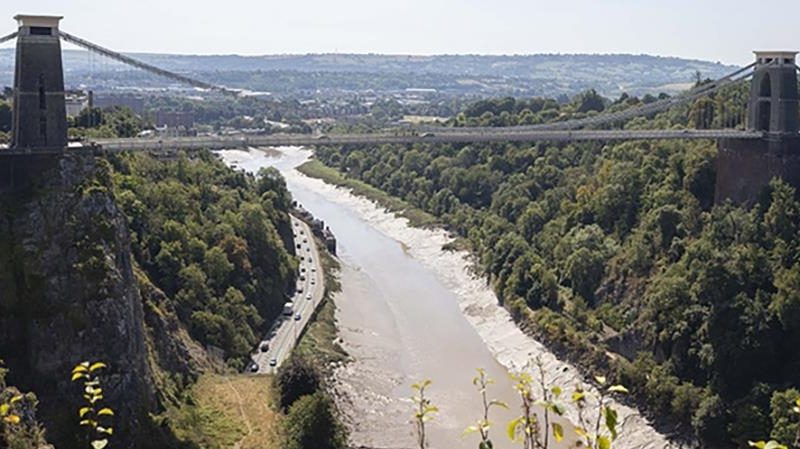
left=605, top=406, right=619, bottom=440
left=551, top=402, right=566, bottom=416
left=594, top=375, right=607, bottom=385
left=608, top=385, right=629, bottom=394
left=598, top=435, right=611, bottom=449
left=572, top=391, right=586, bottom=402
left=91, top=439, right=109, bottom=449
left=551, top=386, right=562, bottom=397
left=552, top=422, right=564, bottom=442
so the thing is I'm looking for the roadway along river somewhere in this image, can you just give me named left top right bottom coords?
left=220, top=147, right=673, bottom=449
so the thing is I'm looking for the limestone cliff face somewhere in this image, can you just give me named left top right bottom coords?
left=0, top=154, right=195, bottom=449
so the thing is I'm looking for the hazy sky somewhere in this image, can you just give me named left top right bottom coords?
left=1, top=0, right=799, bottom=65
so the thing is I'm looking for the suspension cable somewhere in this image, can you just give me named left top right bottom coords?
left=0, top=31, right=17, bottom=45
left=58, top=30, right=241, bottom=97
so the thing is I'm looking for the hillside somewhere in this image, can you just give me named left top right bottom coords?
left=0, top=149, right=297, bottom=448
left=310, top=88, right=800, bottom=447
left=0, top=50, right=735, bottom=98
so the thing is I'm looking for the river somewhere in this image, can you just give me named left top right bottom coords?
left=219, top=147, right=675, bottom=449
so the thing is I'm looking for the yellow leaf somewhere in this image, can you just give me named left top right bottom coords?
left=572, top=391, right=586, bottom=402
left=89, top=362, right=107, bottom=372
left=598, top=435, right=611, bottom=449
left=97, top=408, right=114, bottom=416
left=72, top=365, right=89, bottom=374
left=507, top=417, right=522, bottom=441
left=79, top=407, right=92, bottom=418
left=4, top=414, right=21, bottom=425
left=9, top=395, right=22, bottom=404
left=552, top=422, right=564, bottom=442
left=594, top=375, right=607, bottom=385
left=71, top=372, right=86, bottom=382
left=608, top=385, right=629, bottom=394
left=91, top=439, right=109, bottom=449
left=0, top=403, right=9, bottom=416
left=97, top=426, right=113, bottom=435
left=463, top=425, right=479, bottom=435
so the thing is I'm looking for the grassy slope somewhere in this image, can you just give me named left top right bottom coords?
left=166, top=374, right=282, bottom=449
left=297, top=159, right=439, bottom=228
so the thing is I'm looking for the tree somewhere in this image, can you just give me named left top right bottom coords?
left=283, top=392, right=346, bottom=449
left=277, top=356, right=321, bottom=411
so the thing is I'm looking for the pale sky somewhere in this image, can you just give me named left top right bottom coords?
left=1, top=0, right=799, bottom=65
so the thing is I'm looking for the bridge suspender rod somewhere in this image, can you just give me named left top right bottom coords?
left=58, top=30, right=241, bottom=98
left=0, top=31, right=17, bottom=45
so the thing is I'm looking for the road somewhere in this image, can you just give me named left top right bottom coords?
left=249, top=214, right=326, bottom=374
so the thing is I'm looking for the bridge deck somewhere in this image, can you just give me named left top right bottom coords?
left=0, top=129, right=765, bottom=155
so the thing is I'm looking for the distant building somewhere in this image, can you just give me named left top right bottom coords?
left=65, top=92, right=89, bottom=117
left=154, top=110, right=194, bottom=129
left=94, top=94, right=145, bottom=116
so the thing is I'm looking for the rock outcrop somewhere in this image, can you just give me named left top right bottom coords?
left=0, top=154, right=199, bottom=449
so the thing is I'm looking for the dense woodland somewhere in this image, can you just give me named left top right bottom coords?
left=108, top=152, right=297, bottom=367
left=314, top=86, right=800, bottom=447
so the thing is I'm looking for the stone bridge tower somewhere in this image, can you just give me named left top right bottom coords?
left=715, top=51, right=800, bottom=204
left=11, top=15, right=67, bottom=151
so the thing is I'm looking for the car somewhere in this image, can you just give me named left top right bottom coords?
left=297, top=285, right=303, bottom=293
left=260, top=342, right=269, bottom=352
left=301, top=267, right=306, bottom=273
left=296, top=243, right=301, bottom=249
left=317, top=134, right=330, bottom=140
left=421, top=132, right=435, bottom=138
left=269, top=358, right=277, bottom=367
left=294, top=313, right=301, bottom=321
left=306, top=247, right=310, bottom=252
left=300, top=274, right=306, bottom=281
left=311, top=267, right=316, bottom=272
left=306, top=293, right=312, bottom=300
left=249, top=363, right=259, bottom=372
left=310, top=278, right=316, bottom=285
left=303, top=238, right=307, bottom=243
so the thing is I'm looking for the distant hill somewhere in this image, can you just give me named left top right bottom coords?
left=0, top=49, right=736, bottom=98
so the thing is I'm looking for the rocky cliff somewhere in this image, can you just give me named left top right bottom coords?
left=0, top=154, right=203, bottom=449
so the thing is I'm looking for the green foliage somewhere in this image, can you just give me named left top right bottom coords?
left=464, top=369, right=508, bottom=449
left=310, top=87, right=797, bottom=446
left=411, top=380, right=437, bottom=449
left=109, top=152, right=295, bottom=365
left=276, top=356, right=321, bottom=412
left=282, top=392, right=346, bottom=449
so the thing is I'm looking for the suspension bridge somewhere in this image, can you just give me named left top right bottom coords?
left=0, top=15, right=799, bottom=203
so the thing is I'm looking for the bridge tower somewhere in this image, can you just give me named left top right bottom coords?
left=747, top=52, right=799, bottom=136
left=715, top=51, right=800, bottom=204
left=11, top=15, right=67, bottom=151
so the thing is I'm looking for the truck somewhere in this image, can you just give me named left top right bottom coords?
left=282, top=301, right=294, bottom=316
